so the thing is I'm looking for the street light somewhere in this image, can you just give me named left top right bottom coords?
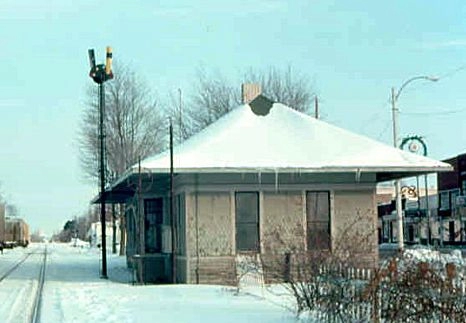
left=391, top=75, right=438, bottom=252
left=88, top=46, right=114, bottom=279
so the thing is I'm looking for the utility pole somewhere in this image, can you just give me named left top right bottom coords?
left=314, top=96, right=319, bottom=119
left=88, top=46, right=114, bottom=279
left=424, top=174, right=431, bottom=245
left=178, top=88, right=183, bottom=142
left=137, top=157, right=144, bottom=282
left=170, top=119, right=176, bottom=283
left=391, top=75, right=438, bottom=253
left=391, top=87, right=404, bottom=252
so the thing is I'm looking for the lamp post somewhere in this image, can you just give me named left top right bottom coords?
left=88, top=46, right=114, bottom=279
left=391, top=75, right=438, bottom=252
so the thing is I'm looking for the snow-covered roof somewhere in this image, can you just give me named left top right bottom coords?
left=130, top=101, right=451, bottom=176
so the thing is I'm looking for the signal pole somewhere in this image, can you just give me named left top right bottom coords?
left=88, top=46, right=114, bottom=279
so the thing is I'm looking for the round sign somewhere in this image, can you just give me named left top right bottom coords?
left=408, top=141, right=420, bottom=153
left=400, top=136, right=427, bottom=156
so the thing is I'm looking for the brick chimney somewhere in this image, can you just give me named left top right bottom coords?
left=241, top=83, right=261, bottom=104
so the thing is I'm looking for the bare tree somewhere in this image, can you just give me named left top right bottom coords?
left=183, top=67, right=240, bottom=137
left=168, top=65, right=316, bottom=139
left=164, top=89, right=191, bottom=144
left=78, top=62, right=165, bottom=255
left=79, top=63, right=165, bottom=182
left=243, top=66, right=316, bottom=113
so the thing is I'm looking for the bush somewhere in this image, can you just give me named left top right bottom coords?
left=285, top=250, right=466, bottom=322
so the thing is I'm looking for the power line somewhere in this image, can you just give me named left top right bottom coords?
left=360, top=98, right=391, bottom=133
left=375, top=121, right=392, bottom=141
left=437, top=64, right=466, bottom=80
left=402, top=108, right=466, bottom=116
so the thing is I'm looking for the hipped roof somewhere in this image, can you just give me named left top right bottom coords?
left=98, top=99, right=452, bottom=203
left=129, top=101, right=451, bottom=177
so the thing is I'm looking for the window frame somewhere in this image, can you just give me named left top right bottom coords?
left=235, top=191, right=260, bottom=253
left=450, top=188, right=461, bottom=209
left=439, top=191, right=450, bottom=211
left=306, top=191, right=331, bottom=251
left=144, top=198, right=164, bottom=254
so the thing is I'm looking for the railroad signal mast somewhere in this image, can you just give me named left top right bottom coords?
left=88, top=46, right=113, bottom=279
left=88, top=47, right=113, bottom=84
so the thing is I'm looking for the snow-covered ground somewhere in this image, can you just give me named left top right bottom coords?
left=0, top=245, right=45, bottom=322
left=0, top=243, right=297, bottom=323
left=0, top=243, right=464, bottom=322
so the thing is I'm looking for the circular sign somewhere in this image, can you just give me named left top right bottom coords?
left=400, top=136, right=427, bottom=156
left=408, top=141, right=420, bottom=153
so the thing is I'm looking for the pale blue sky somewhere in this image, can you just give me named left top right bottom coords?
left=1, top=0, right=466, bottom=235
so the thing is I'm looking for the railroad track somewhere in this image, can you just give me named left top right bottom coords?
left=0, top=245, right=48, bottom=323
left=0, top=252, right=32, bottom=282
left=30, top=245, right=47, bottom=323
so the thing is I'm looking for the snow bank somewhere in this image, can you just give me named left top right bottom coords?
left=37, top=243, right=302, bottom=323
left=68, top=238, right=90, bottom=248
left=404, top=247, right=465, bottom=267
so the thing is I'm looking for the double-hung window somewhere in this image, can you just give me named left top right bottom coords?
left=306, top=191, right=330, bottom=250
left=235, top=192, right=260, bottom=253
left=144, top=198, right=163, bottom=253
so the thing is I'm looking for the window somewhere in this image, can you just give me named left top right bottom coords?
left=439, top=191, right=450, bottom=210
left=235, top=192, right=260, bottom=252
left=144, top=198, right=163, bottom=253
left=306, top=191, right=330, bottom=250
left=450, top=189, right=460, bottom=208
left=462, top=180, right=466, bottom=195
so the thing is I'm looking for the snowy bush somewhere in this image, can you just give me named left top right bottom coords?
left=373, top=250, right=466, bottom=322
left=279, top=212, right=376, bottom=322
left=281, top=249, right=466, bottom=322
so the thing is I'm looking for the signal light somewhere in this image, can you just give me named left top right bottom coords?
left=88, top=46, right=113, bottom=84
left=105, top=46, right=113, bottom=77
left=88, top=49, right=96, bottom=70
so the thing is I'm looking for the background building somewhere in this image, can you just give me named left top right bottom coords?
left=0, top=204, right=5, bottom=242
left=5, top=217, right=30, bottom=247
left=437, top=153, right=466, bottom=245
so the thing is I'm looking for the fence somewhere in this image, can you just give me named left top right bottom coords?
left=236, top=254, right=265, bottom=288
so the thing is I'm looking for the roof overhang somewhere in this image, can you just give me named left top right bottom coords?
left=105, top=164, right=453, bottom=191
left=124, top=165, right=452, bottom=175
left=92, top=186, right=135, bottom=204
left=93, top=164, right=452, bottom=204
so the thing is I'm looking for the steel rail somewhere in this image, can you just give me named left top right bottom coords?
left=0, top=252, right=33, bottom=282
left=30, top=245, right=47, bottom=323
